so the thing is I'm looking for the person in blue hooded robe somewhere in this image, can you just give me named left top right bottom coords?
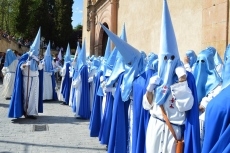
left=1, top=49, right=18, bottom=99
left=42, top=41, right=57, bottom=101
left=89, top=38, right=110, bottom=137
left=206, top=46, right=223, bottom=77
left=202, top=44, right=230, bottom=153
left=131, top=52, right=158, bottom=153
left=98, top=47, right=118, bottom=145
left=8, top=27, right=43, bottom=119
left=72, top=39, right=90, bottom=119
left=100, top=23, right=147, bottom=153
left=192, top=49, right=222, bottom=147
left=58, top=43, right=72, bottom=105
left=183, top=50, right=197, bottom=72
left=69, top=42, right=81, bottom=107
left=143, top=1, right=200, bottom=152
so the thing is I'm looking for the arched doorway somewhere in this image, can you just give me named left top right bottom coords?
left=98, top=23, right=109, bottom=56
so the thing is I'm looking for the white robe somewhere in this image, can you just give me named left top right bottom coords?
left=199, top=84, right=222, bottom=147
left=21, top=63, right=43, bottom=116
left=43, top=72, right=53, bottom=100
left=72, top=75, right=82, bottom=117
left=143, top=81, right=194, bottom=153
left=58, top=65, right=66, bottom=102
left=1, top=60, right=18, bottom=98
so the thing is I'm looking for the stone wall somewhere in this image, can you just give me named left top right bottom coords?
left=0, top=36, right=28, bottom=53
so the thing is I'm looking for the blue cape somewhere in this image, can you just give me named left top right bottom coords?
left=202, top=85, right=230, bottom=153
left=89, top=71, right=103, bottom=137
left=108, top=73, right=130, bottom=153
left=132, top=69, right=155, bottom=153
left=78, top=65, right=91, bottom=119
left=61, top=62, right=72, bottom=104
left=99, top=91, right=114, bottom=145
left=51, top=72, right=58, bottom=100
left=8, top=53, right=28, bottom=118
left=184, top=71, right=201, bottom=153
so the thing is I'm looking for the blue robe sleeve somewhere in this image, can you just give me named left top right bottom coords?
left=61, top=62, right=72, bottom=104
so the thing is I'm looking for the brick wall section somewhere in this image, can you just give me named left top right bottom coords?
left=202, top=0, right=228, bottom=58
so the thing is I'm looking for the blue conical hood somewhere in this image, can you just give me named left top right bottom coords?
left=100, top=23, right=141, bottom=64
left=186, top=50, right=197, bottom=67
left=105, top=47, right=118, bottom=77
left=44, top=41, right=53, bottom=72
left=30, top=27, right=41, bottom=56
left=74, top=42, right=81, bottom=61
left=154, top=0, right=182, bottom=105
left=64, top=43, right=71, bottom=63
left=77, top=39, right=87, bottom=71
left=104, top=37, right=111, bottom=60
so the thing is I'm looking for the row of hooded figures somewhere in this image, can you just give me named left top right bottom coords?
left=2, top=1, right=229, bottom=153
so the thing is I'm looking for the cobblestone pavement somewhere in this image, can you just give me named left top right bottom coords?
left=0, top=82, right=107, bottom=153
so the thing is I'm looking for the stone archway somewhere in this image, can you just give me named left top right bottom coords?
left=98, top=23, right=109, bottom=56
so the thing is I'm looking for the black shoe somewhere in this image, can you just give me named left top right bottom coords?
left=26, top=115, right=37, bottom=119
left=5, top=97, right=11, bottom=100
left=60, top=102, right=68, bottom=105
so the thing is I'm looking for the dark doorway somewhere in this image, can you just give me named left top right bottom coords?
left=101, top=23, right=109, bottom=56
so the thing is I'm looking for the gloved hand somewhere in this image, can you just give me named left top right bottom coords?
left=175, top=66, right=187, bottom=82
left=88, top=76, right=93, bottom=83
left=100, top=76, right=104, bottom=82
left=146, top=75, right=161, bottom=92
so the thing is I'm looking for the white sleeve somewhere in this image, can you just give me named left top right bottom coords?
left=72, top=75, right=82, bottom=88
left=60, top=66, right=66, bottom=77
left=142, top=93, right=154, bottom=110
left=1, top=67, right=7, bottom=76
left=38, top=62, right=43, bottom=70
left=184, top=63, right=192, bottom=72
left=200, top=85, right=222, bottom=109
left=170, top=81, right=194, bottom=112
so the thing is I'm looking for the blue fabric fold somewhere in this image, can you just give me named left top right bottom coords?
left=184, top=71, right=201, bottom=153
left=78, top=65, right=90, bottom=119
left=89, top=71, right=103, bottom=137
left=38, top=69, right=43, bottom=113
left=132, top=69, right=155, bottom=153
left=61, top=62, right=72, bottom=104
left=107, top=73, right=130, bottom=153
left=202, top=85, right=230, bottom=153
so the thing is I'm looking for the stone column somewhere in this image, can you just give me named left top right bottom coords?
left=89, top=11, right=96, bottom=56
left=110, top=0, right=118, bottom=49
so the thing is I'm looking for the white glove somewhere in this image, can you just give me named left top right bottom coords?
left=69, top=71, right=73, bottom=78
left=26, top=61, right=31, bottom=66
left=88, top=77, right=93, bottom=83
left=175, top=66, right=187, bottom=79
left=100, top=76, right=104, bottom=82
left=146, top=75, right=161, bottom=92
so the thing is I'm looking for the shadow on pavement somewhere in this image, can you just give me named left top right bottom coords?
left=11, top=115, right=89, bottom=124
left=0, top=140, right=107, bottom=151
left=0, top=103, right=9, bottom=108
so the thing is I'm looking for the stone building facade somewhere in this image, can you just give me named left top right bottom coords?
left=82, top=0, right=230, bottom=58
